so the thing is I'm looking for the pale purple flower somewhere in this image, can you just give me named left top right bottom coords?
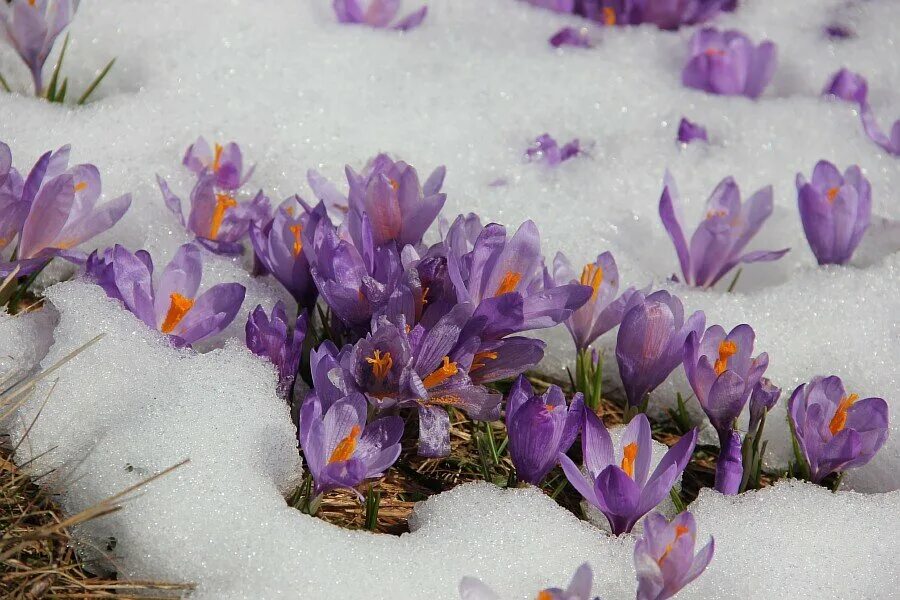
left=181, top=136, right=254, bottom=191
left=526, top=134, right=581, bottom=166
left=748, top=377, right=780, bottom=432
left=682, top=28, right=777, bottom=99
left=822, top=68, right=868, bottom=104
left=0, top=0, right=78, bottom=94
left=659, top=172, right=789, bottom=288
left=0, top=142, right=29, bottom=256
left=333, top=0, right=427, bottom=31
left=634, top=511, right=714, bottom=600
left=459, top=563, right=598, bottom=600
left=245, top=302, right=307, bottom=399
left=677, top=118, right=708, bottom=144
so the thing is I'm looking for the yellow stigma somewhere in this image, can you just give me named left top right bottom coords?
left=74, top=181, right=88, bottom=192
left=470, top=350, right=498, bottom=373
left=290, top=224, right=303, bottom=257
left=602, top=6, right=616, bottom=25
left=580, top=262, right=604, bottom=300
left=328, top=425, right=361, bottom=464
left=212, top=143, right=223, bottom=173
left=621, top=442, right=638, bottom=478
left=495, top=271, right=522, bottom=296
left=422, top=356, right=459, bottom=389
left=713, top=340, right=738, bottom=376
left=826, top=187, right=840, bottom=203
left=160, top=292, right=194, bottom=334
left=365, top=350, right=393, bottom=382
left=829, top=393, right=859, bottom=435
left=209, top=193, right=238, bottom=240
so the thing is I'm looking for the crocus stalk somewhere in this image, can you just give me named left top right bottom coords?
left=796, top=160, right=871, bottom=265
left=787, top=375, right=888, bottom=485
left=634, top=511, right=714, bottom=600
left=659, top=172, right=789, bottom=288
left=740, top=377, right=780, bottom=491
left=505, top=376, right=584, bottom=486
left=459, top=563, right=597, bottom=600
left=682, top=28, right=777, bottom=99
left=714, top=429, right=743, bottom=494
left=182, top=136, right=254, bottom=191
left=245, top=302, right=307, bottom=400
left=822, top=68, right=868, bottom=104
left=298, top=392, right=403, bottom=504
left=859, top=104, right=900, bottom=156
left=821, top=70, right=900, bottom=156
left=615, top=291, right=705, bottom=415
left=333, top=0, right=427, bottom=31
left=0, top=0, right=77, bottom=95
left=525, top=134, right=580, bottom=166
left=677, top=118, right=708, bottom=144
left=85, top=243, right=246, bottom=347
left=559, top=411, right=697, bottom=535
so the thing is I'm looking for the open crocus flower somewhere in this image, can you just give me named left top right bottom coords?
left=459, top=563, right=598, bottom=600
left=677, top=117, right=708, bottom=144
left=181, top=136, right=253, bottom=191
left=525, top=134, right=581, bottom=166
left=616, top=291, right=705, bottom=412
left=0, top=0, right=77, bottom=95
left=682, top=28, right=777, bottom=99
left=822, top=68, right=868, bottom=104
left=298, top=392, right=403, bottom=499
left=85, top=243, right=246, bottom=347
left=788, top=375, right=889, bottom=484
left=245, top=302, right=307, bottom=400
left=560, top=411, right=697, bottom=535
left=505, top=376, right=584, bottom=486
left=796, top=161, right=871, bottom=265
left=659, top=172, right=789, bottom=288
left=550, top=250, right=643, bottom=351
left=634, top=511, right=714, bottom=600
left=333, top=0, right=427, bottom=31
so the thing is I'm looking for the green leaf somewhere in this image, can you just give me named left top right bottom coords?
left=77, top=57, right=116, bottom=106
left=0, top=71, right=10, bottom=93
left=56, top=77, right=68, bottom=103
left=46, top=33, right=70, bottom=102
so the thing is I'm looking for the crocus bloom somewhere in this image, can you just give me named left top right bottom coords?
left=505, top=376, right=584, bottom=485
left=634, top=511, right=714, bottom=600
left=550, top=251, right=643, bottom=351
left=560, top=411, right=697, bottom=534
left=659, top=173, right=789, bottom=288
left=714, top=429, right=743, bottom=494
left=0, top=142, right=28, bottom=255
left=822, top=68, right=868, bottom=104
left=245, top=302, right=307, bottom=399
left=459, top=563, right=597, bottom=600
left=85, top=243, right=246, bottom=346
left=677, top=118, right=708, bottom=144
left=525, top=134, right=580, bottom=166
left=748, top=377, right=780, bottom=432
left=333, top=0, right=427, bottom=31
left=796, top=161, right=871, bottom=265
left=616, top=291, right=705, bottom=409
left=683, top=323, right=768, bottom=441
left=682, top=28, right=777, bottom=99
left=787, top=375, right=888, bottom=484
left=298, top=392, right=403, bottom=498
left=181, top=136, right=254, bottom=191
left=549, top=26, right=594, bottom=49
left=0, top=0, right=77, bottom=94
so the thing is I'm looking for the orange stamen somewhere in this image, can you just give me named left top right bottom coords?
left=602, top=7, right=616, bottom=25
left=470, top=351, right=499, bottom=373
left=389, top=178, right=400, bottom=192
left=328, top=425, right=361, bottom=464
left=706, top=208, right=727, bottom=220
left=658, top=525, right=692, bottom=565
left=212, top=143, right=223, bottom=172
left=365, top=350, right=393, bottom=382
left=829, top=393, right=859, bottom=435
left=826, top=187, right=840, bottom=203
left=495, top=271, right=522, bottom=296
left=713, top=340, right=738, bottom=376
left=210, top=193, right=238, bottom=240
left=290, top=224, right=303, bottom=257
left=537, top=591, right=553, bottom=600
left=580, top=263, right=604, bottom=300
left=160, top=292, right=194, bottom=334
left=74, top=181, right=88, bottom=192
left=704, top=48, right=726, bottom=57
left=422, top=356, right=459, bottom=389
left=621, top=442, right=638, bottom=478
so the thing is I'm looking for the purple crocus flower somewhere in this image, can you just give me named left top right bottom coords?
left=333, top=0, right=427, bottom=31
left=682, top=28, right=777, bottom=99
left=181, top=136, right=254, bottom=191
left=634, top=511, right=714, bottom=600
left=677, top=118, right=708, bottom=144
left=298, top=391, right=403, bottom=498
left=505, top=376, right=584, bottom=486
left=466, top=335, right=548, bottom=386
left=659, top=172, right=789, bottom=288
left=526, top=134, right=581, bottom=167
left=822, top=68, right=868, bottom=104
left=821, top=70, right=900, bottom=156
left=748, top=377, right=780, bottom=432
left=787, top=375, right=889, bottom=484
left=714, top=428, right=743, bottom=494
left=560, top=411, right=697, bottom=535
left=0, top=142, right=29, bottom=256
left=550, top=250, right=643, bottom=351
left=459, top=563, right=598, bottom=600
left=549, top=26, right=594, bottom=49
left=85, top=243, right=246, bottom=346
left=616, top=291, right=705, bottom=410
left=796, top=161, right=871, bottom=265
left=245, top=302, right=307, bottom=400
left=0, top=0, right=77, bottom=95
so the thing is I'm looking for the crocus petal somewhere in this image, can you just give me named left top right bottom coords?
left=174, top=282, right=246, bottom=344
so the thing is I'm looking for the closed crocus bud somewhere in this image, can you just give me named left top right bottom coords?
left=822, top=68, right=868, bottom=104
left=748, top=377, right=781, bottom=432
left=245, top=302, right=307, bottom=400
left=677, top=117, right=708, bottom=144
left=634, top=512, right=714, bottom=600
left=796, top=160, right=871, bottom=265
left=682, top=27, right=777, bottom=99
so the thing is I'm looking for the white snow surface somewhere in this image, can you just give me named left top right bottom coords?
left=2, top=0, right=900, bottom=597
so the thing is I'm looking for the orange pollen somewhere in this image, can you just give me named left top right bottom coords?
left=289, top=224, right=303, bottom=257
left=212, top=143, right=223, bottom=172
left=706, top=208, right=727, bottom=220
left=328, top=425, right=361, bottom=464
left=365, top=350, right=393, bottom=382
left=621, top=442, right=638, bottom=478
left=714, top=340, right=738, bottom=376
left=829, top=393, right=859, bottom=435
left=470, top=351, right=499, bottom=372
left=704, top=48, right=726, bottom=57
left=389, top=178, right=400, bottom=192
left=495, top=271, right=522, bottom=296
left=675, top=524, right=691, bottom=539
left=658, top=543, right=674, bottom=565
left=602, top=7, right=616, bottom=25
left=580, top=263, right=604, bottom=300
left=659, top=524, right=692, bottom=565
left=160, top=292, right=194, bottom=334
left=210, top=193, right=238, bottom=240
left=422, top=356, right=459, bottom=389
left=537, top=592, right=553, bottom=600
left=74, top=181, right=88, bottom=192
left=826, top=187, right=840, bottom=203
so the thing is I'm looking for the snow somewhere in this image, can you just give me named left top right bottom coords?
left=1, top=0, right=899, bottom=596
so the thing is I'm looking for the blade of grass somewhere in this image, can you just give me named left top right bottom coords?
left=77, top=57, right=115, bottom=105
left=46, top=33, right=70, bottom=102
left=56, top=77, right=68, bottom=103
left=0, top=70, right=10, bottom=93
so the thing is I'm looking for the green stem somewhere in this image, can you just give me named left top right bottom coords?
left=0, top=71, right=11, bottom=93
left=669, top=488, right=686, bottom=513
left=726, top=268, right=743, bottom=293
left=590, top=351, right=603, bottom=410
left=484, top=421, right=499, bottom=465
left=831, top=471, right=845, bottom=493
left=364, top=486, right=381, bottom=530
